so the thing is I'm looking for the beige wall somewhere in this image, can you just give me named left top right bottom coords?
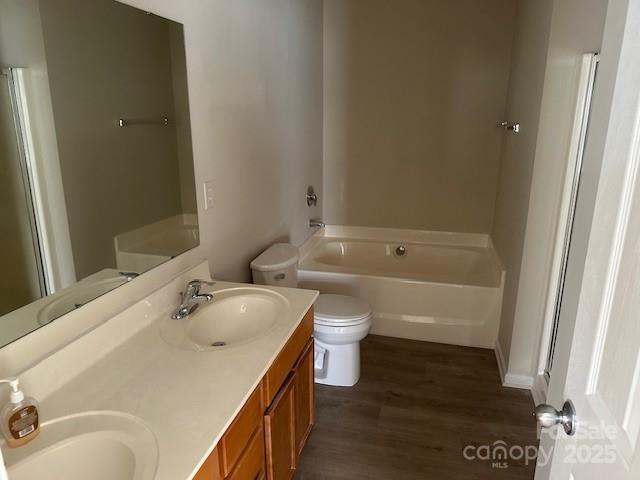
left=39, top=0, right=187, bottom=279
left=119, top=0, right=324, bottom=282
left=497, top=0, right=608, bottom=381
left=169, top=23, right=197, bottom=215
left=322, top=0, right=516, bottom=233
left=492, top=0, right=554, bottom=372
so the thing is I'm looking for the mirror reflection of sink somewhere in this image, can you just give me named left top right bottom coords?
left=160, top=287, right=289, bottom=351
left=37, top=276, right=129, bottom=326
left=3, top=412, right=158, bottom=480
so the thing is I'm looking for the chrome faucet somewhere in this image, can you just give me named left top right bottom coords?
left=309, top=219, right=325, bottom=228
left=118, top=271, right=139, bottom=281
left=171, top=279, right=215, bottom=320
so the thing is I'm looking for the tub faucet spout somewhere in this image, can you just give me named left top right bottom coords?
left=309, top=219, right=325, bottom=228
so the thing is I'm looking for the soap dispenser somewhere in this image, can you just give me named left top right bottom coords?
left=0, top=378, right=40, bottom=447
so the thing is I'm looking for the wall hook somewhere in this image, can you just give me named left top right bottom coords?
left=499, top=121, right=520, bottom=134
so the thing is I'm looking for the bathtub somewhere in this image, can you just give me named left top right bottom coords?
left=298, top=226, right=505, bottom=348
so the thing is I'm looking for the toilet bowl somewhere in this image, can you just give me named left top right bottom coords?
left=313, top=294, right=372, bottom=386
left=251, top=243, right=372, bottom=387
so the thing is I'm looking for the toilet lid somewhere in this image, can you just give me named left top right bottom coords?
left=314, top=294, right=372, bottom=324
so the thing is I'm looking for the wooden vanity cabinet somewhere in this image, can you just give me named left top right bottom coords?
left=194, top=447, right=223, bottom=480
left=194, top=307, right=314, bottom=480
left=226, top=426, right=266, bottom=480
left=293, top=340, right=314, bottom=455
left=263, top=339, right=315, bottom=480
left=220, top=387, right=264, bottom=475
left=264, top=375, right=296, bottom=480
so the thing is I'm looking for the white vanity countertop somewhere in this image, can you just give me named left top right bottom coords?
left=27, top=280, right=318, bottom=480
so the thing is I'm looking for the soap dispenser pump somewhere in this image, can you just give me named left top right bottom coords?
left=0, top=377, right=40, bottom=447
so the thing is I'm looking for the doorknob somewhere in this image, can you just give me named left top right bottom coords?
left=534, top=400, right=577, bottom=436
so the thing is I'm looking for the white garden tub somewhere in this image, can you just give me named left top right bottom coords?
left=298, top=226, right=505, bottom=348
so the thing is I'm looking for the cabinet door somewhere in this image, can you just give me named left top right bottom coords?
left=294, top=339, right=314, bottom=454
left=264, top=374, right=296, bottom=480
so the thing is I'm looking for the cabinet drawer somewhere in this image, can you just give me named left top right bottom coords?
left=226, top=426, right=266, bottom=480
left=265, top=308, right=313, bottom=404
left=194, top=447, right=222, bottom=480
left=220, top=383, right=264, bottom=476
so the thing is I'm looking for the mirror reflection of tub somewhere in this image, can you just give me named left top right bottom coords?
left=298, top=226, right=505, bottom=348
left=114, top=214, right=199, bottom=272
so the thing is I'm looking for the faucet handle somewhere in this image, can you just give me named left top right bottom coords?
left=186, top=279, right=216, bottom=296
left=187, top=279, right=215, bottom=288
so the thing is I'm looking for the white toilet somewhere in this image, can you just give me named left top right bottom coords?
left=251, top=243, right=372, bottom=387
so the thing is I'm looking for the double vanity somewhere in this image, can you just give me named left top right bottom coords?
left=1, top=262, right=318, bottom=480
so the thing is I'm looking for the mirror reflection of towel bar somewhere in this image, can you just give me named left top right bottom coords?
left=117, top=116, right=169, bottom=127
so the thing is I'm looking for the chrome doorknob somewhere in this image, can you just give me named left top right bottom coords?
left=534, top=400, right=576, bottom=436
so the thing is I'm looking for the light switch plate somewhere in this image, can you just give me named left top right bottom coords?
left=203, top=180, right=214, bottom=210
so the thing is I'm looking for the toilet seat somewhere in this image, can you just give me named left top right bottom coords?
left=314, top=315, right=371, bottom=328
left=314, top=294, right=372, bottom=327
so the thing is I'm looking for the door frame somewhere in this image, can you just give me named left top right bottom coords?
left=536, top=0, right=640, bottom=476
left=4, top=67, right=76, bottom=292
left=2, top=68, right=48, bottom=297
left=536, top=52, right=599, bottom=384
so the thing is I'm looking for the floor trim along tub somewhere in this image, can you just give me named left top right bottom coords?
left=298, top=226, right=505, bottom=349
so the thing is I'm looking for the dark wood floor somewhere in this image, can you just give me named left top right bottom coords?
left=296, top=335, right=537, bottom=480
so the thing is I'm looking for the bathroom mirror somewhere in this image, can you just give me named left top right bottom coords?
left=0, top=0, right=198, bottom=347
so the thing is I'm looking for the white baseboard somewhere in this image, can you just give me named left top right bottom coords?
left=494, top=341, right=534, bottom=390
left=503, top=373, right=534, bottom=389
left=531, top=374, right=548, bottom=405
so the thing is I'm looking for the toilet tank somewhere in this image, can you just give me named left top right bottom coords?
left=250, top=243, right=299, bottom=288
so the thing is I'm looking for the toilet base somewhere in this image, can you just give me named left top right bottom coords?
left=314, top=338, right=361, bottom=387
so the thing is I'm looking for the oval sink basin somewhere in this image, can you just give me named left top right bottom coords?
left=4, top=412, right=158, bottom=480
left=160, top=287, right=289, bottom=351
left=37, top=276, right=129, bottom=326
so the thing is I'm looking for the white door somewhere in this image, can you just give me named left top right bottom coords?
left=535, top=0, right=640, bottom=478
